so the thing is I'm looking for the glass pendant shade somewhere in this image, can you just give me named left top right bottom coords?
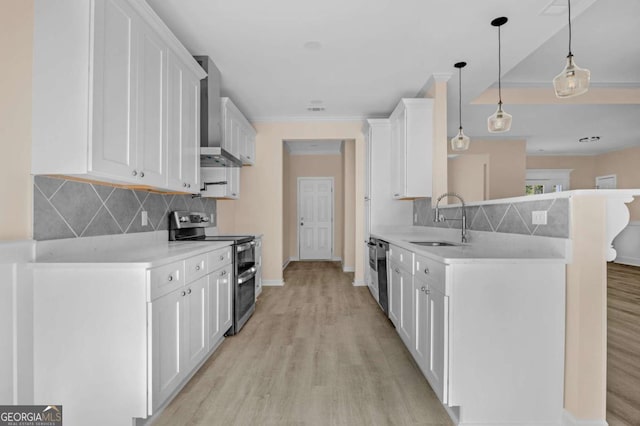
left=487, top=104, right=512, bottom=133
left=553, top=55, right=590, bottom=98
left=451, top=128, right=470, bottom=151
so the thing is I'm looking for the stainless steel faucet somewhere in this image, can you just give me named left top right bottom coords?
left=434, top=192, right=468, bottom=243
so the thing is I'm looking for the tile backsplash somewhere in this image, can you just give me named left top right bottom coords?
left=413, top=196, right=569, bottom=238
left=34, top=176, right=216, bottom=241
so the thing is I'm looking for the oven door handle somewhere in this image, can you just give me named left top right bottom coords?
left=237, top=242, right=254, bottom=253
left=237, top=267, right=257, bottom=284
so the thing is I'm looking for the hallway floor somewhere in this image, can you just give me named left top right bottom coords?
left=154, top=261, right=452, bottom=425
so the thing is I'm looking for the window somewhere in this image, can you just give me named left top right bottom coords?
left=525, top=169, right=572, bottom=195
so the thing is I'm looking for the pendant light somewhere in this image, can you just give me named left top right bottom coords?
left=553, top=0, right=590, bottom=98
left=487, top=17, right=512, bottom=133
left=451, top=62, right=470, bottom=151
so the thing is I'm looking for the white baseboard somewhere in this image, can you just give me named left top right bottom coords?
left=614, top=256, right=640, bottom=267
left=332, top=256, right=342, bottom=262
left=262, top=279, right=284, bottom=286
left=352, top=278, right=366, bottom=287
left=563, top=409, right=608, bottom=426
left=282, top=256, right=298, bottom=270
left=343, top=265, right=355, bottom=273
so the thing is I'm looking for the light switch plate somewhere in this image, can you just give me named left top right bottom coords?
left=141, top=211, right=148, bottom=226
left=532, top=210, right=547, bottom=225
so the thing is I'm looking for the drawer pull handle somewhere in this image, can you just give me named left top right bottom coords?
left=195, top=265, right=201, bottom=271
left=395, top=268, right=400, bottom=274
left=421, top=286, right=426, bottom=292
left=181, top=290, right=186, bottom=297
left=219, top=255, right=224, bottom=261
left=424, top=268, right=430, bottom=275
left=220, top=271, right=227, bottom=276
left=168, top=275, right=173, bottom=282
left=139, top=171, right=144, bottom=178
left=187, top=288, right=192, bottom=295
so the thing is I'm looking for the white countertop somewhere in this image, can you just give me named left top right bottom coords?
left=32, top=231, right=233, bottom=268
left=371, top=227, right=569, bottom=264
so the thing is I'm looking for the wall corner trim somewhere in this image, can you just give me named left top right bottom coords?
left=352, top=279, right=366, bottom=287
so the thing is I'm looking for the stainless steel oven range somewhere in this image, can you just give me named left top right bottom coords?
left=169, top=211, right=256, bottom=335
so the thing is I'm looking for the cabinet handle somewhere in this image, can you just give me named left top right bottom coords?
left=220, top=270, right=227, bottom=276
left=425, top=288, right=431, bottom=295
left=181, top=290, right=186, bottom=297
left=395, top=268, right=400, bottom=274
left=421, top=286, right=426, bottom=292
left=139, top=171, right=144, bottom=178
left=183, top=183, right=188, bottom=188
left=219, top=255, right=224, bottom=261
left=394, top=193, right=400, bottom=197
left=187, top=288, right=192, bottom=295
left=132, top=170, right=138, bottom=177
left=168, top=275, right=173, bottom=282
left=195, top=265, right=201, bottom=271
left=232, top=193, right=237, bottom=196
left=188, top=184, right=191, bottom=188
left=424, top=267, right=430, bottom=275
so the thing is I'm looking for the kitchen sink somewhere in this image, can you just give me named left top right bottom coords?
left=409, top=241, right=459, bottom=247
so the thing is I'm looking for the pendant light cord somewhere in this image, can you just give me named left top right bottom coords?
left=498, top=25, right=503, bottom=105
left=458, top=67, right=462, bottom=130
left=567, top=0, right=573, bottom=56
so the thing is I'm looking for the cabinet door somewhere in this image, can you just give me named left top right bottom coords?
left=414, top=279, right=430, bottom=371
left=398, top=266, right=414, bottom=347
left=388, top=263, right=401, bottom=327
left=208, top=272, right=220, bottom=345
left=185, top=276, right=208, bottom=372
left=166, top=52, right=183, bottom=190
left=390, top=109, right=406, bottom=199
left=137, top=22, right=166, bottom=187
left=428, top=287, right=448, bottom=404
left=151, top=288, right=183, bottom=411
left=218, top=265, right=233, bottom=337
left=181, top=72, right=200, bottom=192
left=227, top=167, right=240, bottom=199
left=91, top=0, right=139, bottom=181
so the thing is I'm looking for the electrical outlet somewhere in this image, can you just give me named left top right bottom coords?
left=532, top=210, right=547, bottom=225
left=141, top=211, right=148, bottom=226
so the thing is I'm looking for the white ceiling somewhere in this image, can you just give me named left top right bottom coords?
left=147, top=0, right=640, bottom=155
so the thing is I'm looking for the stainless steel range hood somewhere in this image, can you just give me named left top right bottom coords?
left=194, top=56, right=242, bottom=168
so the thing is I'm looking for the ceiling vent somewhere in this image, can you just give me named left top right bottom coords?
left=306, top=106, right=326, bottom=112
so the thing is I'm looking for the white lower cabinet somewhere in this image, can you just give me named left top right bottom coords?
left=33, top=244, right=233, bottom=426
left=387, top=246, right=566, bottom=425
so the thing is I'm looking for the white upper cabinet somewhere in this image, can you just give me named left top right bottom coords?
left=200, top=167, right=240, bottom=199
left=166, top=51, right=201, bottom=192
left=32, top=0, right=205, bottom=193
left=221, top=97, right=256, bottom=165
left=389, top=99, right=434, bottom=199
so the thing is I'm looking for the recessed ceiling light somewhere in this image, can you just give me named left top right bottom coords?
left=579, top=136, right=600, bottom=143
left=303, top=41, right=322, bottom=51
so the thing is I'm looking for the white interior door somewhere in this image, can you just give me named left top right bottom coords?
left=298, top=178, right=333, bottom=260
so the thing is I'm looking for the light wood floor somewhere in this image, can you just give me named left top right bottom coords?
left=607, top=262, right=640, bottom=426
left=154, top=261, right=452, bottom=426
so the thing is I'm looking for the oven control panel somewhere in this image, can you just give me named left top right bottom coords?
left=170, top=211, right=212, bottom=229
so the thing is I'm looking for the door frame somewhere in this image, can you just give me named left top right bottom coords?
left=297, top=177, right=334, bottom=261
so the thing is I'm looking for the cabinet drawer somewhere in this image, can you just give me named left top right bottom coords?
left=414, top=254, right=446, bottom=294
left=389, top=244, right=414, bottom=273
left=149, top=261, right=184, bottom=300
left=185, top=254, right=208, bottom=283
left=208, top=246, right=232, bottom=272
